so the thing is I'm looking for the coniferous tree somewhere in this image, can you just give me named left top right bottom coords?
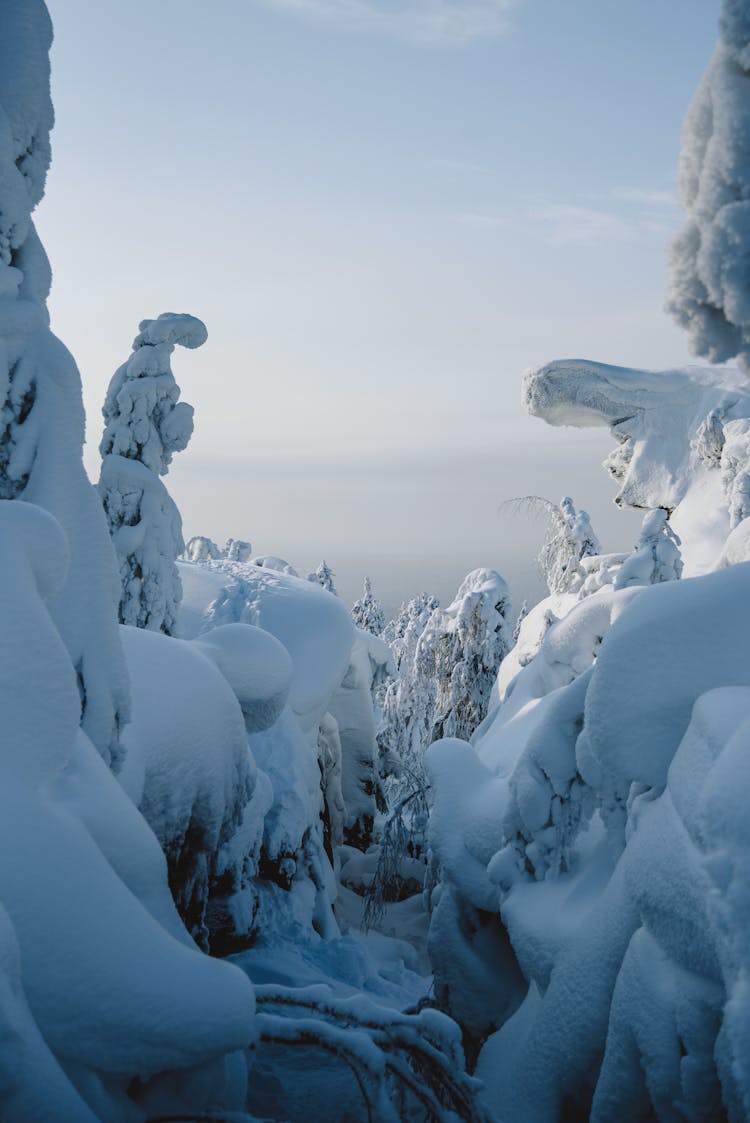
left=351, top=575, right=386, bottom=636
left=98, top=312, right=206, bottom=635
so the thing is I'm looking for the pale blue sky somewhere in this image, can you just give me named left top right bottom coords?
left=39, top=0, right=721, bottom=608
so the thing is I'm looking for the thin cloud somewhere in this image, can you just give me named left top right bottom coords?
left=609, top=187, right=678, bottom=207
left=531, top=205, right=635, bottom=246
left=530, top=189, right=682, bottom=246
left=255, top=0, right=518, bottom=44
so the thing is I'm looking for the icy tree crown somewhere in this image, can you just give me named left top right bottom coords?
left=100, top=313, right=205, bottom=475
left=668, top=2, right=750, bottom=371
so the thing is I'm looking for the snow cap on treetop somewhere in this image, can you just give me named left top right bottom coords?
left=134, top=312, right=208, bottom=352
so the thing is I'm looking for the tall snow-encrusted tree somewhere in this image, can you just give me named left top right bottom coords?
left=668, top=2, right=750, bottom=370
left=0, top=0, right=129, bottom=767
left=98, top=312, right=206, bottom=635
left=351, top=575, right=386, bottom=636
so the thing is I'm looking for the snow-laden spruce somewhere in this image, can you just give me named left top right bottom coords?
left=351, top=575, right=386, bottom=636
left=668, top=2, right=750, bottom=370
left=99, top=312, right=205, bottom=635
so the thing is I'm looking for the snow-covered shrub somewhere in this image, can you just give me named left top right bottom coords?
left=668, top=1, right=750, bottom=371
left=225, top=536, right=252, bottom=561
left=183, top=533, right=222, bottom=561
left=613, top=508, right=683, bottom=588
left=351, top=575, right=386, bottom=636
left=99, top=311, right=206, bottom=635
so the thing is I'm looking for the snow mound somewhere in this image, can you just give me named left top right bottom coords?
left=194, top=622, right=293, bottom=733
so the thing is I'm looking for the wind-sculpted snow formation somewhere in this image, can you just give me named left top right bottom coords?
left=428, top=354, right=750, bottom=1121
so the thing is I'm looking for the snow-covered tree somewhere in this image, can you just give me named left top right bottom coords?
left=540, top=496, right=600, bottom=593
left=351, top=575, right=386, bottom=636
left=614, top=507, right=683, bottom=589
left=308, top=558, right=338, bottom=594
left=0, top=0, right=129, bottom=767
left=224, top=536, right=252, bottom=561
left=377, top=593, right=441, bottom=776
left=435, top=570, right=512, bottom=743
left=98, top=312, right=206, bottom=635
left=183, top=534, right=221, bottom=561
left=668, top=2, right=750, bottom=371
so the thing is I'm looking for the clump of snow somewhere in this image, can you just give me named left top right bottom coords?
left=251, top=554, right=300, bottom=575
